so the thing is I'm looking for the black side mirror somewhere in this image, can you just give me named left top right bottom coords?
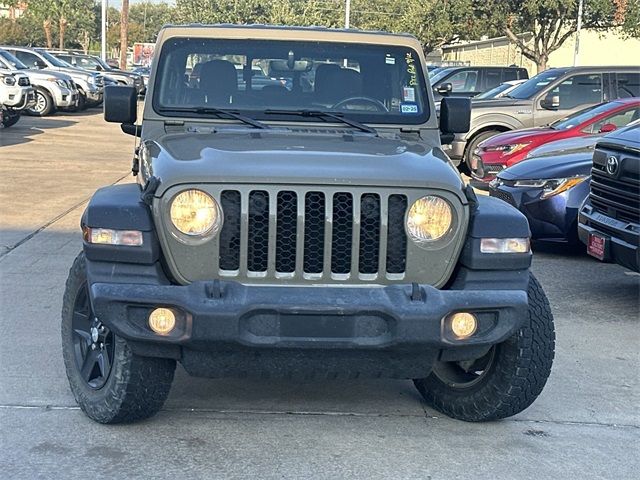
left=104, top=85, right=137, bottom=125
left=540, top=94, right=560, bottom=110
left=439, top=96, right=471, bottom=134
left=35, top=59, right=47, bottom=69
left=436, top=82, right=453, bottom=95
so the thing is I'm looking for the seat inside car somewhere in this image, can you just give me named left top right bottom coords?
left=199, top=59, right=238, bottom=105
left=314, top=63, right=363, bottom=105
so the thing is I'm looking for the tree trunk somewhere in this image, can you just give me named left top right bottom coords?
left=120, top=0, right=130, bottom=70
left=537, top=55, right=548, bottom=73
left=59, top=16, right=67, bottom=50
left=43, top=18, right=53, bottom=49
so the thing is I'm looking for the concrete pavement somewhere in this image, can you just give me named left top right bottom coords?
left=0, top=111, right=638, bottom=479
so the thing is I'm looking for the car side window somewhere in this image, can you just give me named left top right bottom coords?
left=446, top=69, right=480, bottom=93
left=585, top=107, right=640, bottom=134
left=502, top=69, right=519, bottom=82
left=548, top=73, right=603, bottom=110
left=484, top=69, right=502, bottom=90
left=615, top=72, right=640, bottom=98
left=14, top=50, right=40, bottom=69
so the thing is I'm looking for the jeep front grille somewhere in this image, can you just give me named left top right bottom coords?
left=216, top=188, right=408, bottom=279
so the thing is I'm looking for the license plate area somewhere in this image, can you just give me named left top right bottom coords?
left=587, top=233, right=607, bottom=261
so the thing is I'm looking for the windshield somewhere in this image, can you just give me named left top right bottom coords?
left=475, top=82, right=512, bottom=100
left=0, top=50, right=28, bottom=69
left=153, top=38, right=430, bottom=125
left=550, top=102, right=612, bottom=130
left=429, top=67, right=455, bottom=84
left=507, top=69, right=566, bottom=99
left=37, top=50, right=69, bottom=68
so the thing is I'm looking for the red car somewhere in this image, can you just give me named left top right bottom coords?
left=471, top=98, right=640, bottom=187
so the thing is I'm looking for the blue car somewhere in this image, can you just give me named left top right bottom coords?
left=489, top=137, right=595, bottom=244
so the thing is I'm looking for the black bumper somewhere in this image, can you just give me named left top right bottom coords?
left=89, top=274, right=528, bottom=378
left=578, top=201, right=640, bottom=272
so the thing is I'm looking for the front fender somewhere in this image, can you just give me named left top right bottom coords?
left=81, top=183, right=160, bottom=264
left=465, top=113, right=525, bottom=141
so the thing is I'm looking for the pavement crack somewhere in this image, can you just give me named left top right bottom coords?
left=1, top=404, right=638, bottom=429
left=0, top=172, right=130, bottom=260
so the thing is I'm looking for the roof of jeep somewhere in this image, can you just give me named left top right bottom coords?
left=157, top=24, right=423, bottom=49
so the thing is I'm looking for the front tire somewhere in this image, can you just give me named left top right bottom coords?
left=61, top=253, right=176, bottom=424
left=414, top=274, right=555, bottom=422
left=27, top=88, right=54, bottom=116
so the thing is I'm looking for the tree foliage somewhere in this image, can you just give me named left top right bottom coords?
left=480, top=0, right=640, bottom=71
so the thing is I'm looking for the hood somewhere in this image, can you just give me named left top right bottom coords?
left=525, top=135, right=600, bottom=159
left=24, top=68, right=73, bottom=82
left=53, top=66, right=95, bottom=80
left=481, top=127, right=557, bottom=147
left=499, top=152, right=593, bottom=181
left=145, top=128, right=465, bottom=198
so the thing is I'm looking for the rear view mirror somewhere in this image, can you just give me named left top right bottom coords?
left=440, top=96, right=471, bottom=136
left=540, top=94, right=560, bottom=110
left=599, top=123, right=617, bottom=134
left=104, top=85, right=137, bottom=125
left=268, top=59, right=312, bottom=74
left=436, top=82, right=453, bottom=95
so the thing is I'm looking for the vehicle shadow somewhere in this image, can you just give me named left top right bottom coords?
left=0, top=116, right=77, bottom=148
left=532, top=241, right=587, bottom=257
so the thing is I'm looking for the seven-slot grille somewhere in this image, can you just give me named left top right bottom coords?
left=590, top=145, right=640, bottom=224
left=217, top=189, right=408, bottom=279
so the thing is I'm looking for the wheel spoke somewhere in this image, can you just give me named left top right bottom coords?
left=80, top=349, right=98, bottom=382
left=73, top=328, right=92, bottom=345
left=97, top=351, right=111, bottom=378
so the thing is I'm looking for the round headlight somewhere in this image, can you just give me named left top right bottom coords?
left=406, top=196, right=454, bottom=245
left=3, top=75, right=16, bottom=86
left=170, top=189, right=221, bottom=236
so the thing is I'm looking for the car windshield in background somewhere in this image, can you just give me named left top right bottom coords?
left=475, top=82, right=512, bottom=99
left=36, top=49, right=70, bottom=68
left=428, top=67, right=454, bottom=84
left=507, top=69, right=566, bottom=99
left=0, top=50, right=28, bottom=69
left=550, top=103, right=608, bottom=130
left=153, top=38, right=430, bottom=124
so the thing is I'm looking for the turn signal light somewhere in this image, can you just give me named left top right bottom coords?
left=449, top=312, right=477, bottom=339
left=148, top=308, right=176, bottom=335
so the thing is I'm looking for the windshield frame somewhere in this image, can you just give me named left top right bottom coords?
left=0, top=50, right=28, bottom=70
left=507, top=68, right=569, bottom=100
left=151, top=37, right=432, bottom=127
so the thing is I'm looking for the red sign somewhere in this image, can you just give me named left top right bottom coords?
left=587, top=233, right=606, bottom=261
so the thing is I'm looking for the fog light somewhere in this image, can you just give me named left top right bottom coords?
left=148, top=308, right=176, bottom=335
left=449, top=312, right=477, bottom=339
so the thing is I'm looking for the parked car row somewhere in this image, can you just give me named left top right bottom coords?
left=0, top=67, right=35, bottom=128
left=435, top=65, right=639, bottom=171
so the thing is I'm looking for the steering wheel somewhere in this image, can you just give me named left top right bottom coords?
left=331, top=96, right=388, bottom=112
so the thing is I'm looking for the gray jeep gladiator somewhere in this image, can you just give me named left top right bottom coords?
left=61, top=25, right=555, bottom=424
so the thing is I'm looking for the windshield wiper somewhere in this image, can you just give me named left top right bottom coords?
left=264, top=109, right=378, bottom=136
left=158, top=106, right=269, bottom=129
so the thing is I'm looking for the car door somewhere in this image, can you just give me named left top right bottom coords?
left=11, top=50, right=43, bottom=70
left=535, top=72, right=604, bottom=126
left=583, top=106, right=640, bottom=134
left=613, top=71, right=640, bottom=99
left=443, top=68, right=482, bottom=97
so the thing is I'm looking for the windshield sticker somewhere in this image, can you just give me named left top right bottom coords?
left=403, top=87, right=416, bottom=102
left=400, top=103, right=419, bottom=114
left=405, top=52, right=417, bottom=87
left=385, top=55, right=396, bottom=65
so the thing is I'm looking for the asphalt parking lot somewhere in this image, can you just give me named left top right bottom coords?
left=1, top=111, right=639, bottom=479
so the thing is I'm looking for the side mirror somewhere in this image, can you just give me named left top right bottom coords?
left=104, top=85, right=137, bottom=125
left=540, top=94, right=560, bottom=110
left=440, top=96, right=471, bottom=138
left=436, top=82, right=453, bottom=95
left=35, top=59, right=47, bottom=69
left=599, top=123, right=617, bottom=134
left=96, top=65, right=103, bottom=71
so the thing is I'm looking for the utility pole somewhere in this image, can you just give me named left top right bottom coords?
left=120, top=0, right=130, bottom=70
left=345, top=0, right=351, bottom=29
left=101, top=0, right=107, bottom=61
left=573, top=0, right=584, bottom=66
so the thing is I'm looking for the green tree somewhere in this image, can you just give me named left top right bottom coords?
left=481, top=0, right=640, bottom=71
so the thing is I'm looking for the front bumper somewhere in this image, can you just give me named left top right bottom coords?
left=578, top=200, right=640, bottom=272
left=90, top=277, right=527, bottom=378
